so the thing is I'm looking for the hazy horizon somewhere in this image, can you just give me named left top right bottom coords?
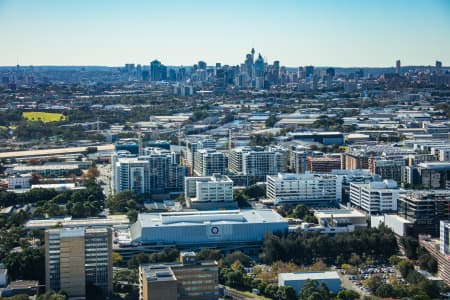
left=1, top=0, right=449, bottom=67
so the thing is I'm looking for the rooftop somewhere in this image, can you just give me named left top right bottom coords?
left=279, top=271, right=340, bottom=281
left=136, top=209, right=285, bottom=228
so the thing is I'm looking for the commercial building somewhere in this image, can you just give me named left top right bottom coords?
left=314, top=208, right=367, bottom=229
left=266, top=173, right=342, bottom=206
left=403, top=162, right=450, bottom=189
left=368, top=157, right=405, bottom=182
left=185, top=174, right=235, bottom=210
left=5, top=175, right=31, bottom=189
left=397, top=190, right=450, bottom=236
left=139, top=252, right=219, bottom=300
left=289, top=149, right=307, bottom=174
left=129, top=209, right=287, bottom=251
left=193, top=149, right=227, bottom=176
left=349, top=180, right=399, bottom=214
left=45, top=227, right=112, bottom=299
left=307, top=155, right=341, bottom=173
left=278, top=271, right=341, bottom=296
left=287, top=131, right=344, bottom=146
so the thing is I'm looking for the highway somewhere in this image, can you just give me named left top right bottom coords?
left=0, top=144, right=115, bottom=159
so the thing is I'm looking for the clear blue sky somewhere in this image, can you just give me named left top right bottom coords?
left=0, top=0, right=449, bottom=67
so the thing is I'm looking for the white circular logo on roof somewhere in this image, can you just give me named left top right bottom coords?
left=211, top=226, right=219, bottom=234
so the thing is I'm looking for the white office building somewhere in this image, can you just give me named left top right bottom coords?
left=266, top=173, right=342, bottom=206
left=185, top=174, right=235, bottom=209
left=350, top=180, right=399, bottom=214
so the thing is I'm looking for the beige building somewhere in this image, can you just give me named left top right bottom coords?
left=45, top=227, right=112, bottom=299
left=139, top=252, right=219, bottom=300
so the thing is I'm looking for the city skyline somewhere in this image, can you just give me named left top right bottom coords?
left=0, top=0, right=449, bottom=67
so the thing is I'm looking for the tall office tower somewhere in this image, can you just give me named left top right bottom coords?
left=304, top=65, right=314, bottom=78
left=297, top=66, right=305, bottom=80
left=326, top=67, right=335, bottom=78
left=395, top=59, right=401, bottom=74
left=272, top=60, right=280, bottom=84
left=254, top=54, right=265, bottom=89
left=45, top=227, right=112, bottom=299
left=198, top=61, right=207, bottom=70
left=150, top=59, right=163, bottom=81
left=436, top=60, right=443, bottom=73
left=215, top=68, right=226, bottom=89
left=193, top=149, right=227, bottom=176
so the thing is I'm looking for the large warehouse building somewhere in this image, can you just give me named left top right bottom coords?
left=129, top=209, right=288, bottom=252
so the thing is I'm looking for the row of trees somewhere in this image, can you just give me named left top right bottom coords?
left=261, top=226, right=398, bottom=265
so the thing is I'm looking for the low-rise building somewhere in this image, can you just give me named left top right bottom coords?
left=266, top=173, right=342, bottom=206
left=278, top=271, right=341, bottom=296
left=184, top=174, right=235, bottom=210
left=139, top=252, right=219, bottom=300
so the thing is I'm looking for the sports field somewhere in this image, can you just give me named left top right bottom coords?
left=22, top=112, right=67, bottom=123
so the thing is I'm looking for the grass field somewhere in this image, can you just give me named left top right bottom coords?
left=22, top=112, right=67, bottom=123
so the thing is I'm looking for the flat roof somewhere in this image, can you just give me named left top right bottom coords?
left=136, top=209, right=286, bottom=228
left=315, top=209, right=366, bottom=219
left=279, top=271, right=340, bottom=281
left=0, top=144, right=114, bottom=159
left=25, top=215, right=129, bottom=229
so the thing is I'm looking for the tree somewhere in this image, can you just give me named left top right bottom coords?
left=291, top=204, right=310, bottom=219
left=364, top=275, right=383, bottom=293
left=401, top=236, right=419, bottom=259
left=198, top=249, right=222, bottom=261
left=375, top=284, right=394, bottom=298
left=337, top=290, right=359, bottom=300
left=418, top=253, right=438, bottom=274
left=224, top=251, right=253, bottom=267
left=265, top=114, right=278, bottom=128
left=245, top=185, right=266, bottom=199
left=112, top=252, right=123, bottom=266
left=398, top=259, right=415, bottom=278
left=275, top=285, right=296, bottom=300
left=85, top=166, right=100, bottom=180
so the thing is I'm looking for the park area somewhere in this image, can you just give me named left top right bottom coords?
left=22, top=111, right=66, bottom=123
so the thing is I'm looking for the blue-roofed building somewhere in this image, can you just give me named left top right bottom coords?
left=128, top=209, right=287, bottom=252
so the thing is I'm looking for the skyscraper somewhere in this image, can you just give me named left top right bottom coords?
left=45, top=227, right=112, bottom=299
left=254, top=53, right=265, bottom=89
left=395, top=59, right=401, bottom=74
left=150, top=59, right=166, bottom=81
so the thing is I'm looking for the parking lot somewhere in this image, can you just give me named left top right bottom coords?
left=337, top=264, right=400, bottom=295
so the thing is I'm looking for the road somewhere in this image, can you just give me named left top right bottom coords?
left=0, top=144, right=114, bottom=159
left=97, top=163, right=112, bottom=198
